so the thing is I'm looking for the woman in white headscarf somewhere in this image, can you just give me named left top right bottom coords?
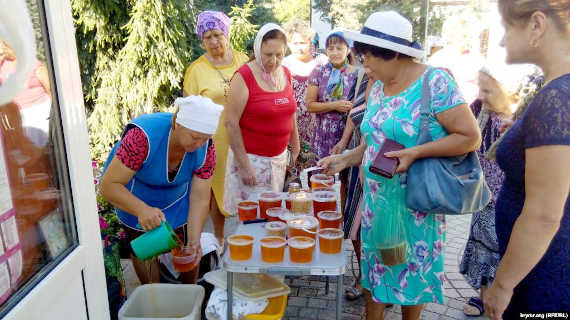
left=223, top=23, right=300, bottom=223
left=100, top=96, right=223, bottom=284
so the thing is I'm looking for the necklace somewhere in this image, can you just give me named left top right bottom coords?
left=206, top=51, right=234, bottom=98
left=213, top=67, right=231, bottom=98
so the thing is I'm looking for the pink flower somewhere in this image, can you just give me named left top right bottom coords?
left=99, top=216, right=109, bottom=230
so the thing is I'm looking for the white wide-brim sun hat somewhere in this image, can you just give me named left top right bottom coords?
left=344, top=11, right=424, bottom=59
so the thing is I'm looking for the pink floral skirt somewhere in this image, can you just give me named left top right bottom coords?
left=222, top=149, right=288, bottom=216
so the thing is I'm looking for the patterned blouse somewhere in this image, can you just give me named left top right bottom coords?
left=116, top=127, right=215, bottom=180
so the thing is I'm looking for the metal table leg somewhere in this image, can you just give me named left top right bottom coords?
left=227, top=271, right=233, bottom=320
left=336, top=274, right=343, bottom=320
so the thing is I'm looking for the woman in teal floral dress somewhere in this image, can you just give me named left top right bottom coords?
left=319, top=12, right=481, bottom=320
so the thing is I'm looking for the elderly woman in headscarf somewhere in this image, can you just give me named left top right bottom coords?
left=223, top=23, right=299, bottom=227
left=100, top=96, right=222, bottom=284
left=306, top=28, right=359, bottom=163
left=183, top=11, right=249, bottom=245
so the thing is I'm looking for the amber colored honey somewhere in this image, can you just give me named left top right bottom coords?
left=259, top=192, right=282, bottom=219
left=317, top=211, right=342, bottom=229
left=318, top=228, right=344, bottom=254
left=237, top=201, right=258, bottom=221
left=260, top=236, right=286, bottom=263
left=288, top=236, right=315, bottom=263
left=310, top=174, right=334, bottom=190
left=228, top=235, right=254, bottom=261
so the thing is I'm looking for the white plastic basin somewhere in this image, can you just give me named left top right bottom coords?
left=118, top=284, right=204, bottom=320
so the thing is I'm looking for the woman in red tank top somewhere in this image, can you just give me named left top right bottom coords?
left=223, top=23, right=300, bottom=219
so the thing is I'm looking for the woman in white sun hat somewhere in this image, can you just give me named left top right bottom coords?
left=318, top=11, right=481, bottom=320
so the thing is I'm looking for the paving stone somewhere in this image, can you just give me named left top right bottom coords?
left=285, top=306, right=300, bottom=317
left=298, top=307, right=319, bottom=319
left=425, top=302, right=447, bottom=314
left=447, top=298, right=467, bottom=310
left=446, top=307, right=467, bottom=319
left=445, top=272, right=465, bottom=280
left=317, top=309, right=337, bottom=320
left=308, top=281, right=327, bottom=288
left=341, top=313, right=363, bottom=320
left=450, top=279, right=473, bottom=289
left=293, top=279, right=311, bottom=286
left=419, top=311, right=441, bottom=320
left=457, top=288, right=478, bottom=298
left=307, top=298, right=327, bottom=308
left=299, top=288, right=317, bottom=297
left=289, top=296, right=308, bottom=307
left=445, top=288, right=461, bottom=299
left=440, top=316, right=459, bottom=320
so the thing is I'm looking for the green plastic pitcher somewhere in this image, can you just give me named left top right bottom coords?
left=130, top=221, right=179, bottom=260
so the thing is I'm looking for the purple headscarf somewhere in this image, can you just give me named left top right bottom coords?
left=196, top=11, right=231, bottom=41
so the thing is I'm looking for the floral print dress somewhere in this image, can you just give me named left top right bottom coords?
left=308, top=63, right=358, bottom=162
left=360, top=67, right=465, bottom=304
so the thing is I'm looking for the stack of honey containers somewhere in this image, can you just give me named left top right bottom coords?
left=230, top=176, right=344, bottom=264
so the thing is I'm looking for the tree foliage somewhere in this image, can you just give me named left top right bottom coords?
left=271, top=0, right=311, bottom=24
left=72, top=0, right=264, bottom=162
left=228, top=0, right=259, bottom=55
left=312, top=0, right=444, bottom=46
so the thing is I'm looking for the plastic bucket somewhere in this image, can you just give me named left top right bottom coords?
left=118, top=283, right=204, bottom=320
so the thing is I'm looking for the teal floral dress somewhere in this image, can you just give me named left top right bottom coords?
left=360, top=67, right=465, bottom=305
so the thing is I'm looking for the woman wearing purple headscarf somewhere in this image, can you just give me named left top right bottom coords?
left=183, top=11, right=248, bottom=247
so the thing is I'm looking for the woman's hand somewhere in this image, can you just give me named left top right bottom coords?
left=138, top=206, right=166, bottom=230
left=317, top=154, right=347, bottom=175
left=483, top=283, right=513, bottom=320
left=331, top=139, right=348, bottom=155
left=384, top=147, right=420, bottom=173
left=239, top=162, right=257, bottom=186
left=335, top=100, right=352, bottom=113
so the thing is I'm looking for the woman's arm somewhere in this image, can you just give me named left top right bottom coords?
left=318, top=140, right=366, bottom=175
left=100, top=158, right=165, bottom=230
left=386, top=103, right=481, bottom=173
left=289, top=113, right=300, bottom=161
left=484, top=145, right=570, bottom=320
left=306, top=85, right=352, bottom=114
left=224, top=72, right=256, bottom=185
left=186, top=176, right=212, bottom=250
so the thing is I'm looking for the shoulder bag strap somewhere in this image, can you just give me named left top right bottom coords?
left=352, top=68, right=366, bottom=105
left=417, top=67, right=437, bottom=145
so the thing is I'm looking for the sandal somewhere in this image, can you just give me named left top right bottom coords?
left=345, top=286, right=364, bottom=301
left=464, top=297, right=484, bottom=317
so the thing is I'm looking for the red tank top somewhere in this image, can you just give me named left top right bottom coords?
left=238, top=64, right=297, bottom=157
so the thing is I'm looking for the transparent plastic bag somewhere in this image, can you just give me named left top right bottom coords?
left=368, top=178, right=408, bottom=266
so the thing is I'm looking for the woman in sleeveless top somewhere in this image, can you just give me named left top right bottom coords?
left=223, top=24, right=299, bottom=230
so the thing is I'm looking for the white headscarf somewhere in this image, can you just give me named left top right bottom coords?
left=173, top=95, right=223, bottom=135
left=254, top=23, right=286, bottom=87
left=480, top=4, right=535, bottom=94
